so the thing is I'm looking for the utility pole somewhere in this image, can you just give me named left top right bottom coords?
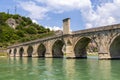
left=7, top=9, right=9, bottom=14
left=15, top=6, right=17, bottom=14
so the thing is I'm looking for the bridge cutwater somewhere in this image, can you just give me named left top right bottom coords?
left=8, top=18, right=120, bottom=59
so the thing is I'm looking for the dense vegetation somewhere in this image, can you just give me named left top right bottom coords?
left=0, top=12, right=54, bottom=48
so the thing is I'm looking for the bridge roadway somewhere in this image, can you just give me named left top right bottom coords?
left=8, top=20, right=120, bottom=59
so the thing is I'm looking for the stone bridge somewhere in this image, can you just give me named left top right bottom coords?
left=8, top=18, right=120, bottom=59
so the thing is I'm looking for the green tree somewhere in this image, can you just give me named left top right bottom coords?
left=0, top=12, right=10, bottom=21
left=22, top=16, right=32, bottom=25
left=1, top=26, right=15, bottom=42
left=16, top=25, right=24, bottom=30
left=16, top=30, right=25, bottom=37
left=25, top=26, right=37, bottom=34
left=12, top=14, right=20, bottom=19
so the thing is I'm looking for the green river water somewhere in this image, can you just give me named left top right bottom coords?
left=0, top=57, right=120, bottom=80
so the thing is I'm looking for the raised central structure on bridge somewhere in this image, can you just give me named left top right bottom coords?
left=8, top=18, right=120, bottom=59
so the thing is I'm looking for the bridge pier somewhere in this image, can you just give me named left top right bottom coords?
left=22, top=46, right=28, bottom=57
left=62, top=39, right=75, bottom=58
left=97, top=40, right=111, bottom=59
left=45, top=42, right=52, bottom=58
left=32, top=44, right=39, bottom=57
left=45, top=49, right=52, bottom=58
left=98, top=53, right=111, bottom=60
left=15, top=47, right=20, bottom=57
left=65, top=45, right=75, bottom=58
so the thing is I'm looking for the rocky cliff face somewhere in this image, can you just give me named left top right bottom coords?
left=6, top=18, right=18, bottom=29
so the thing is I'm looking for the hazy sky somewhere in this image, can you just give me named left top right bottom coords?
left=0, top=0, right=120, bottom=31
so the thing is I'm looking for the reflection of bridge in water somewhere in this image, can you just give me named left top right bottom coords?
left=8, top=18, right=120, bottom=59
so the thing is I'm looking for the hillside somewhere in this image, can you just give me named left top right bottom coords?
left=0, top=12, right=55, bottom=48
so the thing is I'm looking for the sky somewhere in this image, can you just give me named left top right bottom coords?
left=0, top=0, right=120, bottom=31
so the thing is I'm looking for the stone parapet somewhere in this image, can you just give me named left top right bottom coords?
left=73, top=24, right=120, bottom=34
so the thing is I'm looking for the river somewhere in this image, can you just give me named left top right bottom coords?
left=0, top=57, right=120, bottom=80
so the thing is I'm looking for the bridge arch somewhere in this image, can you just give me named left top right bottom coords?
left=109, top=34, right=120, bottom=58
left=19, top=47, right=24, bottom=57
left=74, top=37, right=91, bottom=58
left=27, top=45, right=33, bottom=57
left=37, top=43, right=46, bottom=58
left=13, top=48, right=17, bottom=56
left=52, top=40, right=65, bottom=58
